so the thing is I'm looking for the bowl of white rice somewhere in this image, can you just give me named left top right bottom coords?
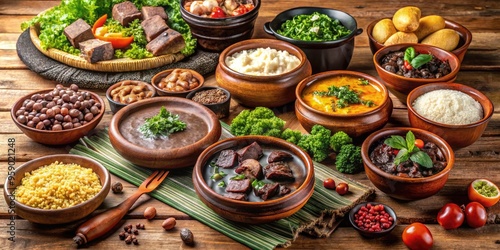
left=407, top=82, right=494, bottom=149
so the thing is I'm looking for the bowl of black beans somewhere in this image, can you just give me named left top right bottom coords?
left=11, top=84, right=105, bottom=145
left=186, top=86, right=231, bottom=119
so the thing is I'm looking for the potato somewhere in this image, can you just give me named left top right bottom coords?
left=384, top=31, right=418, bottom=46
left=392, top=6, right=421, bottom=32
left=372, top=18, right=397, bottom=43
left=415, top=15, right=446, bottom=41
left=421, top=28, right=460, bottom=51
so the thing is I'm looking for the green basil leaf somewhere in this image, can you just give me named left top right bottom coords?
left=411, top=54, right=433, bottom=69
left=394, top=148, right=409, bottom=165
left=406, top=131, right=416, bottom=152
left=404, top=47, right=416, bottom=62
left=384, top=135, right=407, bottom=150
left=410, top=151, right=434, bottom=168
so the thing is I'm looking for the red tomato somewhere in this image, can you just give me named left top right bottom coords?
left=402, top=222, right=433, bottom=250
left=464, top=202, right=487, bottom=228
left=404, top=60, right=413, bottom=70
left=467, top=179, right=500, bottom=207
left=414, top=139, right=424, bottom=149
left=323, top=178, right=336, bottom=190
left=210, top=7, right=226, bottom=18
left=436, top=203, right=464, bottom=229
left=336, top=182, right=349, bottom=195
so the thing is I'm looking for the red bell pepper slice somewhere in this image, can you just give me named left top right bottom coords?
left=92, top=14, right=134, bottom=49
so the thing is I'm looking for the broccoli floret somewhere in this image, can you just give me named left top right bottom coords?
left=230, top=107, right=285, bottom=137
left=280, top=128, right=303, bottom=144
left=297, top=125, right=332, bottom=162
left=330, top=131, right=353, bottom=152
left=335, top=144, right=363, bottom=174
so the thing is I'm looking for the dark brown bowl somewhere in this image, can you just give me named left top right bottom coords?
left=108, top=96, right=221, bottom=169
left=367, top=18, right=472, bottom=62
left=373, top=43, right=460, bottom=104
left=361, top=127, right=455, bottom=200
left=11, top=89, right=105, bottom=145
left=3, top=154, right=110, bottom=224
left=180, top=0, right=261, bottom=52
left=216, top=38, right=312, bottom=108
left=186, top=86, right=231, bottom=119
left=295, top=70, right=393, bottom=138
left=192, top=135, right=315, bottom=224
left=407, top=82, right=494, bottom=149
left=151, top=68, right=205, bottom=98
left=106, top=80, right=156, bottom=114
left=349, top=202, right=397, bottom=238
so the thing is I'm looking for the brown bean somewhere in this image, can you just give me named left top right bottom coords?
left=52, top=124, right=62, bottom=131
left=36, top=122, right=45, bottom=130
left=17, top=115, right=27, bottom=124
left=84, top=113, right=94, bottom=122
left=69, top=109, right=80, bottom=118
left=143, top=207, right=156, bottom=220
left=63, top=122, right=73, bottom=130
left=162, top=217, right=176, bottom=230
left=61, top=107, right=69, bottom=116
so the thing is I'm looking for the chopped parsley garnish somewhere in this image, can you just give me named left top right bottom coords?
left=138, top=106, right=186, bottom=139
left=313, top=85, right=376, bottom=110
left=276, top=12, right=351, bottom=42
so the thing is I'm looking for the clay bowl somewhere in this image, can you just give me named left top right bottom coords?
left=10, top=88, right=105, bottom=145
left=407, top=82, right=494, bottom=149
left=367, top=18, right=472, bottom=62
left=3, top=154, right=110, bottom=224
left=264, top=7, right=363, bottom=73
left=108, top=97, right=221, bottom=169
left=216, top=38, right=312, bottom=108
left=106, top=80, right=156, bottom=114
left=151, top=68, right=205, bottom=98
left=349, top=202, right=397, bottom=238
left=295, top=70, right=393, bottom=138
left=180, top=0, right=260, bottom=52
left=361, top=127, right=455, bottom=200
left=193, top=135, right=315, bottom=224
left=186, top=86, right=231, bottom=119
left=373, top=43, right=461, bottom=104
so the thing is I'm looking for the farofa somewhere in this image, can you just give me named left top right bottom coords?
left=14, top=161, right=102, bottom=209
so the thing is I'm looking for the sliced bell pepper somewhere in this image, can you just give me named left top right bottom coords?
left=92, top=14, right=134, bottom=49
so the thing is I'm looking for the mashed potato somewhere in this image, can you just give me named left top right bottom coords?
left=225, top=47, right=301, bottom=76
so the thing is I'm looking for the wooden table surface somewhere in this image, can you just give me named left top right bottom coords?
left=1, top=0, right=499, bottom=249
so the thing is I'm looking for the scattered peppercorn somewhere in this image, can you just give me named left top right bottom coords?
left=180, top=228, right=195, bottom=246
left=112, top=181, right=124, bottom=194
left=125, top=235, right=133, bottom=244
left=132, top=229, right=139, bottom=235
left=136, top=223, right=145, bottom=230
left=133, top=238, right=139, bottom=245
left=119, top=231, right=127, bottom=240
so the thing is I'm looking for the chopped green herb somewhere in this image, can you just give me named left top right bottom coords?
left=276, top=12, right=351, bottom=42
left=217, top=181, right=226, bottom=188
left=384, top=131, right=433, bottom=168
left=358, top=78, right=370, bottom=85
left=230, top=174, right=246, bottom=181
left=138, top=106, right=186, bottom=139
left=313, top=85, right=376, bottom=110
left=404, top=46, right=433, bottom=69
left=251, top=179, right=266, bottom=190
left=210, top=166, right=227, bottom=181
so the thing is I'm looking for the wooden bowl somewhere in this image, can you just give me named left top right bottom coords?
left=151, top=68, right=205, bottom=98
left=192, top=135, right=315, bottom=224
left=361, top=127, right=455, bottom=200
left=10, top=88, right=105, bottom=145
left=407, top=83, right=494, bottom=149
left=348, top=202, right=397, bottom=238
left=295, top=70, right=393, bottom=138
left=3, top=154, right=110, bottom=224
left=216, top=38, right=312, bottom=108
left=367, top=18, right=472, bottom=62
left=106, top=80, right=156, bottom=114
left=108, top=97, right=221, bottom=169
left=186, top=86, right=231, bottom=119
left=373, top=43, right=460, bottom=104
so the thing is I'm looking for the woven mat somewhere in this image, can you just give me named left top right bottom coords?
left=70, top=124, right=375, bottom=249
left=16, top=29, right=219, bottom=89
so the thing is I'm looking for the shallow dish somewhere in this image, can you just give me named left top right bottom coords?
left=151, top=68, right=205, bottom=98
left=108, top=96, right=221, bottom=169
left=186, top=86, right=231, bottom=119
left=349, top=202, right=397, bottom=238
left=106, top=80, right=156, bottom=114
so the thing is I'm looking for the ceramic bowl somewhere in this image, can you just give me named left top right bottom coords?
left=10, top=88, right=105, bottom=145
left=295, top=70, right=393, bottom=138
left=3, top=154, right=110, bottom=224
left=106, top=80, right=156, bottom=114
left=151, top=68, right=205, bottom=98
left=186, top=86, right=231, bottom=119
left=407, top=82, right=494, bottom=149
left=367, top=18, right=472, bottom=62
left=180, top=0, right=261, bottom=52
left=108, top=96, right=221, bottom=169
left=361, top=127, right=455, bottom=200
left=192, top=135, right=315, bottom=224
left=349, top=202, right=397, bottom=238
left=373, top=43, right=461, bottom=104
left=264, top=7, right=363, bottom=73
left=216, top=38, right=312, bottom=108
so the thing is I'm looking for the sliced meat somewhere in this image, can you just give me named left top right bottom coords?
left=215, top=149, right=237, bottom=168
left=235, top=159, right=262, bottom=179
left=141, top=15, right=169, bottom=42
left=268, top=150, right=293, bottom=163
left=254, top=183, right=279, bottom=200
left=112, top=1, right=142, bottom=26
left=141, top=6, right=168, bottom=20
left=225, top=178, right=251, bottom=193
left=146, top=29, right=186, bottom=56
left=264, top=161, right=294, bottom=181
left=223, top=192, right=247, bottom=201
left=279, top=185, right=291, bottom=196
left=236, top=141, right=263, bottom=162
left=63, top=19, right=94, bottom=49
left=79, top=39, right=114, bottom=63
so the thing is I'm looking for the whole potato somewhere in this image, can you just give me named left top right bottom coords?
left=372, top=19, right=397, bottom=43
left=384, top=31, right=418, bottom=46
left=421, top=28, right=459, bottom=51
left=392, top=6, right=421, bottom=32
left=415, top=15, right=446, bottom=41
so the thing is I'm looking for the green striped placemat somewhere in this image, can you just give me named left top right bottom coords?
left=70, top=123, right=374, bottom=249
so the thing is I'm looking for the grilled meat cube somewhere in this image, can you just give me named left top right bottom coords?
left=215, top=149, right=237, bottom=168
left=112, top=1, right=141, bottom=26
left=141, top=6, right=168, bottom=20
left=268, top=150, right=293, bottom=163
left=226, top=178, right=251, bottom=193
left=141, top=15, right=169, bottom=42
left=279, top=185, right=291, bottom=196
left=146, top=29, right=186, bottom=56
left=63, top=19, right=94, bottom=49
left=223, top=192, right=247, bottom=201
left=235, top=159, right=262, bottom=179
left=254, top=183, right=279, bottom=200
left=236, top=141, right=263, bottom=162
left=264, top=161, right=294, bottom=181
left=79, top=39, right=114, bottom=63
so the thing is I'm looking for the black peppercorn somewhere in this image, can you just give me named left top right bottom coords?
left=112, top=181, right=123, bottom=194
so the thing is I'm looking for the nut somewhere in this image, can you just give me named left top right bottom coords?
left=180, top=228, right=194, bottom=246
left=162, top=217, right=176, bottom=230
left=143, top=207, right=156, bottom=220
left=112, top=181, right=123, bottom=194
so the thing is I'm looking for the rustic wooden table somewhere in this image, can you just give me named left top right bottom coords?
left=1, top=0, right=499, bottom=249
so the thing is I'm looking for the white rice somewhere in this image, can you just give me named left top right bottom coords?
left=412, top=89, right=483, bottom=125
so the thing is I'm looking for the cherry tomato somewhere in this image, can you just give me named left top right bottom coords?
left=464, top=202, right=487, bottom=228
left=392, top=149, right=400, bottom=155
left=323, top=178, right=336, bottom=190
left=404, top=60, right=413, bottom=70
left=414, top=139, right=424, bottom=149
left=336, top=182, right=349, bottom=195
left=467, top=179, right=500, bottom=207
left=210, top=7, right=226, bottom=18
left=436, top=203, right=464, bottom=229
left=402, top=222, right=433, bottom=250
